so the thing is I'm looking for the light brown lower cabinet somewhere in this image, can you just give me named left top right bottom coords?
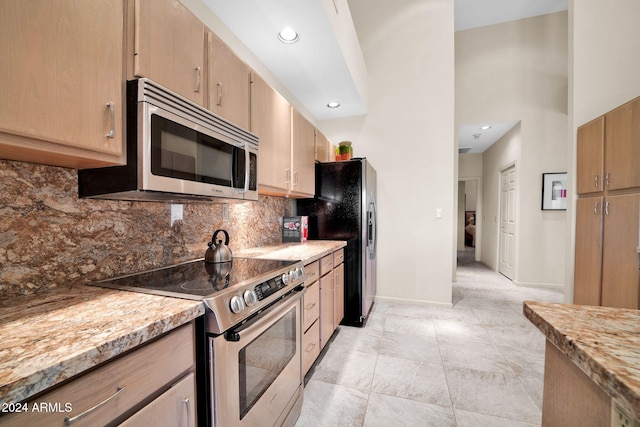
left=119, top=372, right=195, bottom=427
left=2, top=322, right=195, bottom=427
left=302, top=247, right=345, bottom=374
left=574, top=193, right=640, bottom=309
left=542, top=341, right=611, bottom=426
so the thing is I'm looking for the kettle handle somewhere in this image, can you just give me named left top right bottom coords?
left=211, top=229, right=230, bottom=246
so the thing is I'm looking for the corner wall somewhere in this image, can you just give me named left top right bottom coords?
left=456, top=12, right=569, bottom=288
left=566, top=0, right=640, bottom=302
left=346, top=0, right=455, bottom=306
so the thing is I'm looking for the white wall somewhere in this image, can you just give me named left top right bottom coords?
left=456, top=12, right=568, bottom=288
left=566, top=0, right=640, bottom=302
left=339, top=0, right=455, bottom=306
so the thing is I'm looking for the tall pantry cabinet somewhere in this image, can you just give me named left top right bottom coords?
left=574, top=96, right=640, bottom=309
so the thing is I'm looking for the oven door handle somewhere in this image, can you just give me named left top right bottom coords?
left=224, top=286, right=304, bottom=342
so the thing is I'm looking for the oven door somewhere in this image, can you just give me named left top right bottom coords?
left=210, top=289, right=303, bottom=427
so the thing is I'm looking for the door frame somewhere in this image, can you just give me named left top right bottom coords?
left=497, top=162, right=518, bottom=280
left=458, top=176, right=482, bottom=262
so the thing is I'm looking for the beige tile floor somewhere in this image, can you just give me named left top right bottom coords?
left=295, top=250, right=564, bottom=427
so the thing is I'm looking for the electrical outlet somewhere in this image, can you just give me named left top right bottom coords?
left=171, top=204, right=183, bottom=226
left=222, top=203, right=229, bottom=222
left=611, top=401, right=640, bottom=427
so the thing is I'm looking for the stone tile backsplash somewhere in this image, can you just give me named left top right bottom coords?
left=0, top=160, right=290, bottom=299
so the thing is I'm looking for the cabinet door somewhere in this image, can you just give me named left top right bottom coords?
left=250, top=72, right=291, bottom=193
left=605, top=97, right=640, bottom=191
left=207, top=31, right=250, bottom=129
left=573, top=197, right=603, bottom=305
left=315, top=129, right=330, bottom=162
left=576, top=117, right=604, bottom=194
left=319, top=271, right=334, bottom=349
left=135, top=0, right=205, bottom=105
left=333, top=262, right=345, bottom=329
left=601, top=194, right=640, bottom=309
left=0, top=0, right=125, bottom=168
left=291, top=109, right=316, bottom=196
left=120, top=372, right=195, bottom=427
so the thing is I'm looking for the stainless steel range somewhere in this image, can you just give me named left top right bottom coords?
left=90, top=257, right=306, bottom=427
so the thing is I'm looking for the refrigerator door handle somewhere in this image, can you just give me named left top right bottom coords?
left=367, top=199, right=377, bottom=256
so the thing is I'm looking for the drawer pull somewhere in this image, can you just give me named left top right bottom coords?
left=182, top=398, right=191, bottom=427
left=64, top=386, right=125, bottom=425
left=195, top=66, right=201, bottom=93
left=305, top=302, right=317, bottom=310
left=305, top=343, right=317, bottom=353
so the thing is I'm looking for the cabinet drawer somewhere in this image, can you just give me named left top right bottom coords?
left=120, top=372, right=196, bottom=427
left=333, top=248, right=345, bottom=266
left=320, top=254, right=334, bottom=276
left=2, top=323, right=194, bottom=427
left=303, top=281, right=320, bottom=331
left=303, top=320, right=320, bottom=374
left=305, top=260, right=320, bottom=284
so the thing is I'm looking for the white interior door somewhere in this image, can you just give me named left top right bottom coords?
left=499, top=166, right=516, bottom=280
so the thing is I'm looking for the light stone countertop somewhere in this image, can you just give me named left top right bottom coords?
left=524, top=301, right=640, bottom=420
left=235, top=240, right=346, bottom=264
left=0, top=240, right=345, bottom=406
left=0, top=285, right=204, bottom=406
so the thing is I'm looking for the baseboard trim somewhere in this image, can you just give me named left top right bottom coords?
left=513, top=281, right=564, bottom=290
left=374, top=295, right=453, bottom=309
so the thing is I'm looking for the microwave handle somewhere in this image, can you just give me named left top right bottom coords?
left=243, top=144, right=250, bottom=194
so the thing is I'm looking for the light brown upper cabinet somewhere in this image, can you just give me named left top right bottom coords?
left=576, top=117, right=604, bottom=195
left=0, top=0, right=126, bottom=169
left=604, top=97, right=640, bottom=191
left=315, top=130, right=331, bottom=162
left=250, top=72, right=292, bottom=194
left=207, top=31, right=250, bottom=130
left=134, top=0, right=205, bottom=106
left=291, top=109, right=316, bottom=197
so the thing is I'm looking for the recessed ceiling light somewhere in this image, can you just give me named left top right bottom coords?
left=278, top=27, right=299, bottom=44
left=480, top=125, right=491, bottom=130
left=327, top=101, right=340, bottom=108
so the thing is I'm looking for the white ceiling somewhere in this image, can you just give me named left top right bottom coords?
left=199, top=0, right=567, bottom=152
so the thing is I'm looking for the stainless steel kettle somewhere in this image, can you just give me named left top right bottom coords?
left=205, top=229, right=233, bottom=263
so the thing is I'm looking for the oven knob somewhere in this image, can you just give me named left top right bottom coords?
left=229, top=295, right=246, bottom=314
left=243, top=290, right=257, bottom=307
left=295, top=267, right=304, bottom=279
left=289, top=269, right=297, bottom=281
left=281, top=273, right=290, bottom=285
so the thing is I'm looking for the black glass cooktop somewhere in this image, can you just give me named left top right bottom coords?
left=90, top=257, right=297, bottom=299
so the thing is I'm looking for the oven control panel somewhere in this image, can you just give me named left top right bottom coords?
left=226, top=264, right=304, bottom=316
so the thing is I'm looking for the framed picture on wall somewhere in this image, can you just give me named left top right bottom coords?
left=542, top=172, right=567, bottom=210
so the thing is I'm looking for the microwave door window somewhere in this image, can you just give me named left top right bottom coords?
left=151, top=115, right=197, bottom=180
left=197, top=134, right=233, bottom=186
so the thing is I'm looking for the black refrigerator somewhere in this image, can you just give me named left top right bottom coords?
left=295, top=158, right=377, bottom=327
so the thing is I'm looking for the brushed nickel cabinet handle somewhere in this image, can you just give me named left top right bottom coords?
left=605, top=172, right=610, bottom=187
left=305, top=343, right=317, bottom=353
left=605, top=201, right=610, bottom=216
left=305, top=302, right=317, bottom=310
left=286, top=169, right=291, bottom=185
left=594, top=174, right=599, bottom=189
left=593, top=201, right=600, bottom=215
left=106, top=102, right=115, bottom=139
left=182, top=397, right=191, bottom=427
left=216, top=82, right=222, bottom=106
left=64, top=386, right=125, bottom=425
left=195, top=66, right=201, bottom=93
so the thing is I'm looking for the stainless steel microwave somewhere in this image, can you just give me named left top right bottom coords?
left=79, top=78, right=258, bottom=202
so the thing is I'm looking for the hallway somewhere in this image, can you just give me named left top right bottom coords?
left=295, top=252, right=564, bottom=426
